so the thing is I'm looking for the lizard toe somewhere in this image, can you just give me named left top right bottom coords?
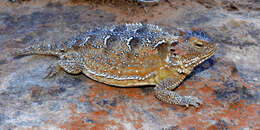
left=182, top=96, right=202, bottom=108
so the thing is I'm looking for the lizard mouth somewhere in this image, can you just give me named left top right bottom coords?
left=194, top=45, right=217, bottom=67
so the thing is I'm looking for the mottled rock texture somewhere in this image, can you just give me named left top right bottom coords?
left=0, top=0, right=259, bottom=129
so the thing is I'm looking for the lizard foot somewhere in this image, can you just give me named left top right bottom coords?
left=43, top=63, right=60, bottom=79
left=180, top=96, right=202, bottom=108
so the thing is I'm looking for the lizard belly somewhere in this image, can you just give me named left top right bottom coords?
left=82, top=69, right=157, bottom=87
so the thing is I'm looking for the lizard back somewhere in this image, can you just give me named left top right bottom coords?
left=65, top=23, right=178, bottom=86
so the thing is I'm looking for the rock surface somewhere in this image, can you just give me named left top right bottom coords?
left=0, top=0, right=259, bottom=129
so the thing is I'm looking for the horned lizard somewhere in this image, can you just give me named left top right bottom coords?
left=14, top=23, right=217, bottom=107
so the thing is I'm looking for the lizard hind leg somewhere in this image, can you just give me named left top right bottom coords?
left=58, top=52, right=83, bottom=74
left=44, top=62, right=61, bottom=78
left=154, top=77, right=202, bottom=107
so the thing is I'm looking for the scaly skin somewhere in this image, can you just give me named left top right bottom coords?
left=14, top=23, right=217, bottom=107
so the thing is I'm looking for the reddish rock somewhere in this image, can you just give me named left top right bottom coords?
left=0, top=0, right=259, bottom=129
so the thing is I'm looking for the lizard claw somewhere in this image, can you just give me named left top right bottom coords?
left=181, top=96, right=202, bottom=108
left=43, top=64, right=60, bottom=79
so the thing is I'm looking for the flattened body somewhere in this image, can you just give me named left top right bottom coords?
left=15, top=23, right=217, bottom=107
left=64, top=23, right=178, bottom=86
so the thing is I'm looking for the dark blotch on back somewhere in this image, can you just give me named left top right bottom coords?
left=156, top=41, right=169, bottom=58
left=86, top=35, right=100, bottom=48
left=112, top=25, right=127, bottom=32
left=64, top=36, right=82, bottom=48
left=86, top=35, right=96, bottom=43
left=136, top=25, right=148, bottom=34
left=129, top=36, right=141, bottom=49
left=72, top=35, right=87, bottom=48
left=106, top=35, right=118, bottom=50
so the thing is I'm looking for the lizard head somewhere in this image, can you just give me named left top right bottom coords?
left=166, top=36, right=217, bottom=74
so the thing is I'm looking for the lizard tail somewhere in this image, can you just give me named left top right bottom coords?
left=13, top=42, right=65, bottom=58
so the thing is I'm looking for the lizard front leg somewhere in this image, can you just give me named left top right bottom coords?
left=154, top=77, right=202, bottom=107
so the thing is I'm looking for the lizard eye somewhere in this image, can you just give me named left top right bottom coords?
left=171, top=41, right=178, bottom=47
left=195, top=42, right=203, bottom=47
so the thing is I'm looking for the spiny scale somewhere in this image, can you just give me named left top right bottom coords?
left=15, top=23, right=217, bottom=107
